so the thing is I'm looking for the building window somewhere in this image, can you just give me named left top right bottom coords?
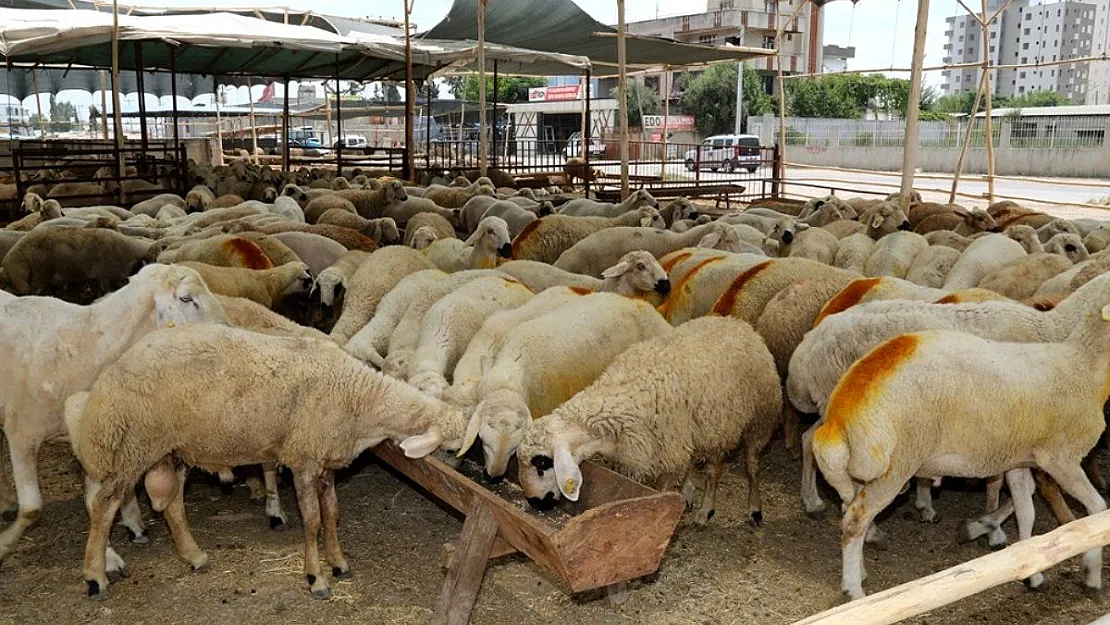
left=681, top=16, right=689, bottom=30
left=1023, top=42, right=1029, bottom=49
left=762, top=35, right=775, bottom=49
left=990, top=45, right=996, bottom=52
left=765, top=0, right=775, bottom=13
left=1020, top=71, right=1026, bottom=79
left=699, top=34, right=716, bottom=45
left=719, top=0, right=734, bottom=7
left=991, top=32, right=996, bottom=39
left=714, top=11, right=723, bottom=27
left=1024, top=28, right=1030, bottom=35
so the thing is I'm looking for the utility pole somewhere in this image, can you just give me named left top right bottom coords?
left=732, top=26, right=746, bottom=134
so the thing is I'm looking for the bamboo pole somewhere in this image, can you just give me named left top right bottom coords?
left=478, top=0, right=489, bottom=178
left=662, top=66, right=670, bottom=173
left=31, top=70, right=47, bottom=138
left=580, top=74, right=588, bottom=160
left=775, top=0, right=787, bottom=196
left=214, top=77, right=223, bottom=162
left=899, top=0, right=930, bottom=212
left=981, top=0, right=995, bottom=203
left=99, top=70, right=109, bottom=140
left=948, top=70, right=987, bottom=204
left=794, top=509, right=1110, bottom=625
left=403, top=0, right=415, bottom=182
left=617, top=0, right=630, bottom=199
left=247, top=77, right=259, bottom=165
left=111, top=0, right=124, bottom=177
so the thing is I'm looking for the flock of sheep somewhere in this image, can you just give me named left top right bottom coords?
left=1, top=157, right=1109, bottom=608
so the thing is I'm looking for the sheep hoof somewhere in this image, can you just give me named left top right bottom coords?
left=1084, top=584, right=1103, bottom=599
left=956, top=523, right=977, bottom=544
left=332, top=566, right=351, bottom=579
left=191, top=561, right=210, bottom=574
left=1024, top=573, right=1046, bottom=591
left=86, top=580, right=108, bottom=599
left=748, top=510, right=762, bottom=527
left=865, top=534, right=889, bottom=552
left=804, top=504, right=827, bottom=520
left=129, top=530, right=149, bottom=545
left=916, top=508, right=939, bottom=524
left=269, top=516, right=289, bottom=531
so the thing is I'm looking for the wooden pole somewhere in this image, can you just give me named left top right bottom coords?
left=335, top=57, right=343, bottom=177
left=580, top=74, right=589, bottom=160
left=247, top=77, right=259, bottom=165
left=617, top=0, right=630, bottom=199
left=492, top=60, right=499, bottom=168
left=282, top=77, right=291, bottom=173
left=403, top=0, right=415, bottom=182
left=133, top=43, right=149, bottom=157
left=795, top=509, right=1110, bottom=625
left=99, top=70, right=109, bottom=140
left=948, top=70, right=986, bottom=204
left=584, top=70, right=593, bottom=198
left=30, top=70, right=47, bottom=138
left=898, top=0, right=930, bottom=212
left=478, top=0, right=489, bottom=178
left=775, top=0, right=787, bottom=196
left=111, top=0, right=125, bottom=178
left=214, top=76, right=223, bottom=162
left=169, top=45, right=180, bottom=151
left=981, top=0, right=995, bottom=203
left=662, top=66, right=670, bottom=176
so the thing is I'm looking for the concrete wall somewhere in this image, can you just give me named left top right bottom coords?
left=756, top=114, right=1110, bottom=178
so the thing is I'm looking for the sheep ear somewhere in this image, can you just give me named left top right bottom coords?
left=553, top=439, right=582, bottom=502
left=796, top=222, right=810, bottom=231
left=457, top=411, right=483, bottom=458
left=463, top=228, right=483, bottom=245
left=697, top=232, right=721, bottom=248
left=1102, top=304, right=1110, bottom=321
left=602, top=260, right=631, bottom=278
left=400, top=427, right=444, bottom=458
left=870, top=213, right=884, bottom=229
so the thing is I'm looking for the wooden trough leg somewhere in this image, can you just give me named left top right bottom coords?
left=432, top=499, right=499, bottom=625
left=605, top=581, right=630, bottom=607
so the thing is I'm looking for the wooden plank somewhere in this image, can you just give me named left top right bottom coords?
left=431, top=499, right=499, bottom=625
left=794, top=508, right=1110, bottom=625
left=442, top=535, right=518, bottom=569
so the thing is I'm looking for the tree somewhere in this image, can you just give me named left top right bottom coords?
left=609, top=78, right=661, bottom=127
left=1006, top=89, right=1070, bottom=108
left=384, top=83, right=402, bottom=103
left=447, top=75, right=546, bottom=104
left=48, top=94, right=77, bottom=132
left=680, top=63, right=773, bottom=136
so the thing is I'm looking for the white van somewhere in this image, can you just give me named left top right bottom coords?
left=334, top=135, right=368, bottom=149
left=683, top=134, right=762, bottom=173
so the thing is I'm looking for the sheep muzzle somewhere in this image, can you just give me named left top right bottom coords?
left=655, top=279, right=672, bottom=295
left=527, top=493, right=558, bottom=511
left=498, top=243, right=513, bottom=258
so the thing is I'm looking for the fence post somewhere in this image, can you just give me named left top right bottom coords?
left=771, top=143, right=782, bottom=199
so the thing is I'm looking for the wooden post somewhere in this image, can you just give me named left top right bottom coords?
left=133, top=43, right=149, bottom=156
left=110, top=0, right=125, bottom=181
left=169, top=45, right=180, bottom=153
left=492, top=60, right=499, bottom=168
left=403, top=0, right=415, bottom=182
left=247, top=77, right=259, bottom=165
left=795, top=508, right=1110, bottom=625
left=30, top=69, right=47, bottom=138
left=775, top=0, right=787, bottom=196
left=584, top=70, right=593, bottom=197
left=948, top=70, right=986, bottom=204
left=580, top=74, right=588, bottom=160
left=214, top=76, right=223, bottom=161
left=980, top=0, right=995, bottom=203
left=282, top=77, right=291, bottom=173
left=430, top=499, right=500, bottom=625
left=426, top=83, right=433, bottom=171
left=335, top=57, right=343, bottom=177
left=99, top=70, right=109, bottom=140
left=662, top=66, right=670, bottom=178
left=478, top=0, right=489, bottom=177
left=617, top=0, right=630, bottom=199
left=898, top=0, right=930, bottom=212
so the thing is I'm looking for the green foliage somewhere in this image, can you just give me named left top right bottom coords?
left=1004, top=90, right=1070, bottom=108
left=609, top=78, right=661, bottom=128
left=445, top=75, right=546, bottom=104
left=679, top=63, right=774, bottom=136
left=785, top=74, right=923, bottom=119
left=48, top=94, right=77, bottom=132
left=384, top=83, right=402, bottom=104
left=933, top=88, right=1070, bottom=116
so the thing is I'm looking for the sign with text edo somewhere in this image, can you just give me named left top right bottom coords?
left=642, top=114, right=696, bottom=130
left=527, top=85, right=582, bottom=102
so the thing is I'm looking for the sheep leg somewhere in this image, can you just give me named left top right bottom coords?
left=146, top=460, right=208, bottom=572
left=1033, top=468, right=1077, bottom=525
left=800, top=421, right=827, bottom=518
left=119, top=491, right=148, bottom=544
left=782, top=399, right=802, bottom=460
left=959, top=499, right=1015, bottom=549
left=82, top=484, right=124, bottom=598
left=317, top=470, right=350, bottom=577
left=840, top=474, right=908, bottom=600
left=1082, top=452, right=1107, bottom=493
left=82, top=475, right=128, bottom=581
left=0, top=430, right=14, bottom=518
left=680, top=467, right=699, bottom=508
left=1005, top=468, right=1045, bottom=589
left=0, top=436, right=42, bottom=564
left=913, top=478, right=938, bottom=523
left=293, top=470, right=330, bottom=599
left=263, top=463, right=290, bottom=531
left=692, top=458, right=725, bottom=526
left=1034, top=450, right=1108, bottom=593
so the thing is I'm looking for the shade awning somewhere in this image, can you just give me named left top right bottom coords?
left=420, top=0, right=774, bottom=75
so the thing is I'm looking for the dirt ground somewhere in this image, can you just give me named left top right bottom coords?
left=1, top=438, right=1109, bottom=625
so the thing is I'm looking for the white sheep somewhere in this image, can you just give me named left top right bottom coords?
left=424, top=216, right=513, bottom=273
left=976, top=253, right=1073, bottom=301
left=783, top=227, right=840, bottom=265
left=458, top=293, right=672, bottom=478
left=66, top=324, right=468, bottom=599
left=498, top=250, right=672, bottom=298
left=269, top=231, right=348, bottom=277
left=515, top=316, right=781, bottom=526
left=862, top=231, right=929, bottom=279
left=176, top=261, right=311, bottom=309
left=904, top=245, right=960, bottom=288
left=943, top=233, right=1028, bottom=289
left=814, top=313, right=1110, bottom=598
left=557, top=188, right=657, bottom=218
left=408, top=275, right=535, bottom=396
left=329, top=246, right=435, bottom=345
left=552, top=222, right=725, bottom=278
left=833, top=233, right=875, bottom=274
left=479, top=201, right=546, bottom=238
left=0, top=264, right=226, bottom=570
left=271, top=196, right=306, bottom=222
left=315, top=250, right=370, bottom=308
left=1044, top=232, right=1089, bottom=263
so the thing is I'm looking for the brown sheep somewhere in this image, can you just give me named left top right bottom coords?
left=913, top=208, right=998, bottom=236
left=249, top=221, right=379, bottom=252
left=315, top=210, right=400, bottom=244
left=208, top=194, right=245, bottom=209
left=335, top=180, right=407, bottom=219
left=304, top=195, right=357, bottom=224
left=562, top=157, right=602, bottom=186
left=3, top=227, right=159, bottom=294
left=404, top=212, right=456, bottom=247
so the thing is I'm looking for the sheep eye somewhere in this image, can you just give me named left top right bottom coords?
left=636, top=263, right=646, bottom=271
left=179, top=295, right=194, bottom=304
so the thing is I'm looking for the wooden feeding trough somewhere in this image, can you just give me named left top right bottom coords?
left=373, top=441, right=686, bottom=625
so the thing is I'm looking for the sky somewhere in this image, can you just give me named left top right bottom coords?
left=7, top=0, right=970, bottom=116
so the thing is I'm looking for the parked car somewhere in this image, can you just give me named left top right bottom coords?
left=564, top=131, right=605, bottom=159
left=288, top=136, right=322, bottom=149
left=334, top=135, right=368, bottom=150
left=683, top=134, right=761, bottom=173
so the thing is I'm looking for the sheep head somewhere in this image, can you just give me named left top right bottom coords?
left=667, top=197, right=699, bottom=222
left=1006, top=225, right=1043, bottom=254
left=331, top=177, right=351, bottom=191
left=697, top=223, right=742, bottom=253
left=1045, top=232, right=1088, bottom=263
left=373, top=217, right=401, bottom=245
left=517, top=419, right=598, bottom=506
left=466, top=216, right=513, bottom=259
left=279, top=261, right=314, bottom=298
left=461, top=390, right=532, bottom=480
left=262, top=187, right=278, bottom=202
left=408, top=226, right=438, bottom=250
left=20, top=192, right=44, bottom=214
left=384, top=180, right=408, bottom=203
left=139, top=264, right=228, bottom=328
left=601, top=250, right=670, bottom=296
left=958, top=208, right=999, bottom=233
left=637, top=206, right=666, bottom=229
left=866, top=202, right=912, bottom=237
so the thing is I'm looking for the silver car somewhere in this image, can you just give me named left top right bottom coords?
left=684, top=134, right=762, bottom=173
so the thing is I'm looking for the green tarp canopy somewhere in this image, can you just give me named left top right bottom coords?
left=421, top=0, right=774, bottom=75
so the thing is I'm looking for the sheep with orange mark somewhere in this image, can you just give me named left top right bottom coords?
left=933, top=288, right=1012, bottom=305
left=65, top=324, right=469, bottom=600
left=0, top=264, right=227, bottom=572
left=516, top=316, right=781, bottom=525
left=346, top=270, right=500, bottom=374
left=904, top=245, right=960, bottom=288
left=710, top=257, right=855, bottom=326
left=814, top=277, right=947, bottom=327
left=424, top=216, right=513, bottom=273
left=552, top=222, right=732, bottom=278
left=862, top=231, right=929, bottom=279
left=656, top=252, right=770, bottom=325
left=944, top=233, right=1029, bottom=290
left=831, top=233, right=874, bottom=274
left=408, top=275, right=535, bottom=396
left=156, top=234, right=273, bottom=270
left=441, top=286, right=591, bottom=410
left=814, top=309, right=1110, bottom=599
left=458, top=293, right=673, bottom=480
left=508, top=206, right=665, bottom=264
left=498, top=251, right=671, bottom=300
left=176, top=261, right=312, bottom=309
left=788, top=273, right=1110, bottom=522
left=328, top=246, right=435, bottom=345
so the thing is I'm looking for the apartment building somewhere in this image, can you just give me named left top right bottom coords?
left=1088, top=0, right=1110, bottom=103
left=941, top=0, right=1095, bottom=103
